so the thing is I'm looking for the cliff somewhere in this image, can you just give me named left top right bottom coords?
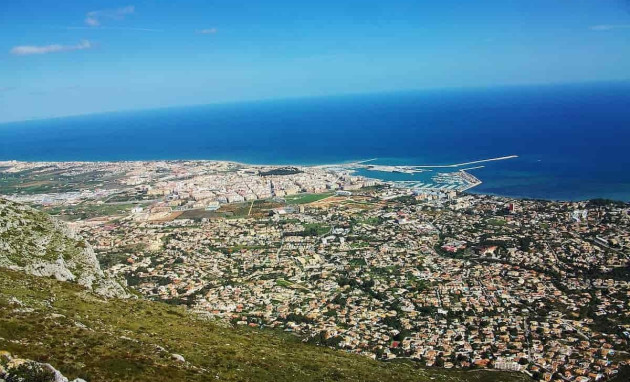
left=0, top=198, right=128, bottom=298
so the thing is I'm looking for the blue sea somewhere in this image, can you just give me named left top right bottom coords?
left=1, top=82, right=630, bottom=201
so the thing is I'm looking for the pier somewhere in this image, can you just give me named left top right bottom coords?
left=407, top=155, right=518, bottom=169
left=321, top=155, right=510, bottom=193
left=324, top=155, right=517, bottom=174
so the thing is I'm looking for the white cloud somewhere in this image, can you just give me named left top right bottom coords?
left=197, top=28, right=218, bottom=34
left=66, top=26, right=161, bottom=32
left=85, top=16, right=100, bottom=27
left=10, top=40, right=92, bottom=56
left=589, top=24, right=630, bottom=31
left=85, top=5, right=135, bottom=27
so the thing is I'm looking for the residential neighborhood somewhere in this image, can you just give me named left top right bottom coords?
left=1, top=160, right=629, bottom=382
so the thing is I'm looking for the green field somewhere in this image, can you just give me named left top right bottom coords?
left=285, top=192, right=334, bottom=204
left=275, top=278, right=293, bottom=288
left=0, top=169, right=121, bottom=195
left=486, top=218, right=507, bottom=226
left=302, top=223, right=331, bottom=236
left=45, top=202, right=146, bottom=221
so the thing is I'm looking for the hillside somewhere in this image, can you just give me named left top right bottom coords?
left=0, top=198, right=127, bottom=298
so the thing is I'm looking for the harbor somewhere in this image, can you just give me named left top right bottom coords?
left=324, top=155, right=510, bottom=193
left=389, top=170, right=482, bottom=193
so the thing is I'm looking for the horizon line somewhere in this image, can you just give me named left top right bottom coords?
left=1, top=78, right=629, bottom=126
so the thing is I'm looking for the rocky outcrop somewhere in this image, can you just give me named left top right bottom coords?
left=0, top=198, right=128, bottom=298
left=0, top=351, right=86, bottom=382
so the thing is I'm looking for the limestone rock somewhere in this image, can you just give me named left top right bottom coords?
left=0, top=198, right=129, bottom=299
left=0, top=352, right=85, bottom=382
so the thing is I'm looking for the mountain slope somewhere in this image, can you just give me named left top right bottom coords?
left=0, top=198, right=127, bottom=298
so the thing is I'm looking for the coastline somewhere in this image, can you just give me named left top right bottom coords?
left=1, top=83, right=630, bottom=202
left=3, top=157, right=630, bottom=203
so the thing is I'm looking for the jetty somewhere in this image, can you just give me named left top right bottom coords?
left=407, top=155, right=518, bottom=169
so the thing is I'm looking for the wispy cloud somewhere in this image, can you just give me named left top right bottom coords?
left=197, top=28, right=218, bottom=34
left=66, top=26, right=161, bottom=32
left=589, top=24, right=630, bottom=31
left=10, top=40, right=92, bottom=56
left=86, top=5, right=135, bottom=27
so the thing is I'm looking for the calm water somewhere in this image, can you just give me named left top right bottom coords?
left=1, top=82, right=629, bottom=201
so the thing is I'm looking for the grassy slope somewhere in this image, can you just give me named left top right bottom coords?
left=0, top=268, right=528, bottom=382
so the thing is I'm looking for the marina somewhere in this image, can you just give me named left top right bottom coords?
left=326, top=156, right=497, bottom=193
left=383, top=170, right=482, bottom=193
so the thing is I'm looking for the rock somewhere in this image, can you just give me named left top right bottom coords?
left=171, top=353, right=185, bottom=363
left=25, top=259, right=76, bottom=283
left=7, top=298, right=22, bottom=307
left=0, top=350, right=12, bottom=364
left=5, top=359, right=27, bottom=370
left=0, top=351, right=83, bottom=382
left=94, top=278, right=130, bottom=299
left=74, top=322, right=88, bottom=330
left=0, top=198, right=129, bottom=299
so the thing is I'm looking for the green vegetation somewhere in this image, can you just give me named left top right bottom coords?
left=486, top=218, right=507, bottom=227
left=588, top=198, right=628, bottom=207
left=349, top=258, right=367, bottom=266
left=285, top=192, right=334, bottom=205
left=302, top=223, right=331, bottom=236
left=0, top=170, right=61, bottom=194
left=0, top=169, right=119, bottom=195
left=275, top=278, right=293, bottom=288
left=98, top=249, right=140, bottom=269
left=45, top=202, right=144, bottom=221
left=210, top=200, right=284, bottom=219
left=350, top=241, right=370, bottom=248
left=0, top=268, right=524, bottom=382
left=392, top=195, right=418, bottom=205
left=259, top=167, right=303, bottom=176
left=352, top=215, right=384, bottom=226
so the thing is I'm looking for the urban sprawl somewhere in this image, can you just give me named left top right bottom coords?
left=1, top=160, right=629, bottom=382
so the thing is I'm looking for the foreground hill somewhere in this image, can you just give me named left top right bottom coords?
left=0, top=268, right=528, bottom=382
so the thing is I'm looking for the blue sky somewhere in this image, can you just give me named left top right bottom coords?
left=1, top=0, right=629, bottom=123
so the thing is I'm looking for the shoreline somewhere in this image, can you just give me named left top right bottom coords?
left=1, top=155, right=518, bottom=169
left=2, top=158, right=629, bottom=204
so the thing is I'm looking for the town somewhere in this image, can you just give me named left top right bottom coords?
left=1, top=160, right=629, bottom=382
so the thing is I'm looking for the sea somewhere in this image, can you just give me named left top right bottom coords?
left=1, top=81, right=630, bottom=202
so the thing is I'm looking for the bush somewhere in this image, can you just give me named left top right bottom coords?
left=5, top=361, right=56, bottom=382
